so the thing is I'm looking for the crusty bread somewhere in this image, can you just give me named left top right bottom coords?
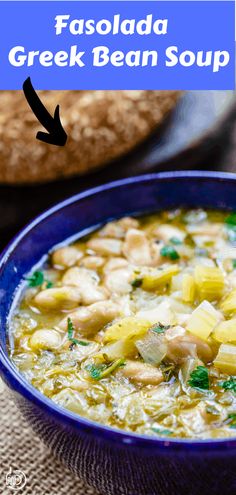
left=0, top=90, right=181, bottom=184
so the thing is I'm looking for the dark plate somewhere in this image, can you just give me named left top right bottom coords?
left=0, top=90, right=235, bottom=248
left=115, top=90, right=236, bottom=176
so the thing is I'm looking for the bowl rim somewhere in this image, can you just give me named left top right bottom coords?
left=1, top=170, right=236, bottom=453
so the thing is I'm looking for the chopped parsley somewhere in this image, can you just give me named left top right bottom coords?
left=45, top=280, right=53, bottom=288
left=225, top=213, right=236, bottom=244
left=151, top=322, right=171, bottom=334
left=225, top=213, right=236, bottom=226
left=67, top=317, right=88, bottom=347
left=151, top=427, right=173, bottom=436
left=76, top=340, right=91, bottom=346
left=85, top=363, right=107, bottom=380
left=188, top=366, right=209, bottom=391
left=169, top=237, right=182, bottom=245
left=85, top=358, right=125, bottom=380
left=26, top=271, right=44, bottom=287
left=25, top=270, right=53, bottom=288
left=131, top=278, right=143, bottom=288
left=228, top=413, right=236, bottom=429
left=160, top=245, right=180, bottom=261
left=219, top=377, right=236, bottom=393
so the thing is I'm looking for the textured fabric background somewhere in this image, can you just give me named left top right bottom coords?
left=0, top=379, right=99, bottom=495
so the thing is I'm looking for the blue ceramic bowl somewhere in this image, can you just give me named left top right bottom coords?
left=0, top=171, right=236, bottom=495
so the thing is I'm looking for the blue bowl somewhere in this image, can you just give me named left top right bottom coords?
left=0, top=171, right=236, bottom=495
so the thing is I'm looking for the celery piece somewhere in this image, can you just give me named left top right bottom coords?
left=186, top=300, right=221, bottom=341
left=103, top=317, right=151, bottom=343
left=221, top=290, right=236, bottom=315
left=136, top=265, right=180, bottom=291
left=182, top=274, right=195, bottom=303
left=194, top=265, right=224, bottom=301
left=214, top=344, right=236, bottom=374
left=213, top=319, right=236, bottom=343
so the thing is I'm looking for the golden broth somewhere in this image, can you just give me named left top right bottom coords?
left=10, top=209, right=236, bottom=439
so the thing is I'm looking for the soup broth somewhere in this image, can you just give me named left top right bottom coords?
left=10, top=209, right=236, bottom=439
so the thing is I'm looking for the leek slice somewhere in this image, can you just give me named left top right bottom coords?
left=135, top=331, right=167, bottom=366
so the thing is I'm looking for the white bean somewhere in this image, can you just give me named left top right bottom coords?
left=30, top=329, right=62, bottom=350
left=34, top=287, right=81, bottom=310
left=87, top=238, right=123, bottom=256
left=52, top=246, right=83, bottom=268
left=153, top=224, right=185, bottom=243
left=62, top=267, right=108, bottom=305
left=123, top=229, right=152, bottom=266
left=59, top=301, right=120, bottom=337
left=166, top=332, right=214, bottom=364
left=103, top=257, right=128, bottom=273
left=122, top=360, right=163, bottom=385
left=80, top=256, right=105, bottom=269
left=104, top=268, right=132, bottom=295
left=98, top=217, right=139, bottom=239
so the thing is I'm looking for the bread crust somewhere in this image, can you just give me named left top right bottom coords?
left=0, top=90, right=181, bottom=184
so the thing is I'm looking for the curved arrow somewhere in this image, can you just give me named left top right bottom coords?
left=23, top=77, right=67, bottom=146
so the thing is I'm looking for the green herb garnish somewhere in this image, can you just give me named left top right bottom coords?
left=224, top=214, right=236, bottom=244
left=220, top=376, right=236, bottom=393
left=232, top=260, right=236, bottom=269
left=67, top=317, right=82, bottom=346
left=85, top=363, right=107, bottom=380
left=151, top=322, right=171, bottom=334
left=151, top=427, right=173, bottom=436
left=131, top=278, right=143, bottom=288
left=85, top=358, right=125, bottom=381
left=77, top=341, right=91, bottom=346
left=26, top=271, right=44, bottom=287
left=25, top=270, right=53, bottom=288
left=160, top=245, right=180, bottom=261
left=225, top=213, right=236, bottom=226
left=46, top=280, right=53, bottom=288
left=228, top=413, right=236, bottom=428
left=169, top=237, right=182, bottom=245
left=67, top=317, right=74, bottom=340
left=188, top=366, right=209, bottom=391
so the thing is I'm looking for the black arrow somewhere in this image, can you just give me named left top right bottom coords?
left=23, top=77, right=67, bottom=146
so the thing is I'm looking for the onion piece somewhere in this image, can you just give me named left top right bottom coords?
left=135, top=331, right=167, bottom=366
left=179, top=357, right=198, bottom=394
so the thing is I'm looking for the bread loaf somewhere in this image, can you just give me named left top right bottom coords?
left=0, top=90, right=181, bottom=184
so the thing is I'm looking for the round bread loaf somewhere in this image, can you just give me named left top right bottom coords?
left=0, top=90, right=180, bottom=184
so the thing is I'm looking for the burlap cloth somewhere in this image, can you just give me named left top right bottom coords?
left=0, top=378, right=99, bottom=495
